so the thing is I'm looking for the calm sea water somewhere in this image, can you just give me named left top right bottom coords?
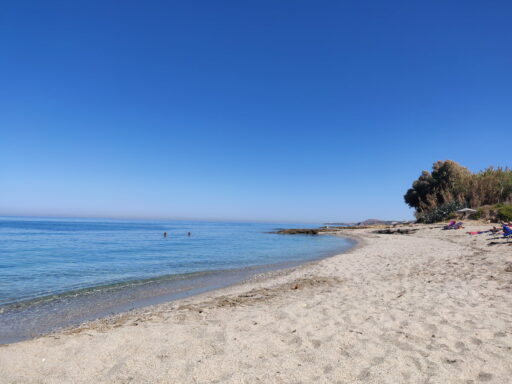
left=0, top=217, right=353, bottom=343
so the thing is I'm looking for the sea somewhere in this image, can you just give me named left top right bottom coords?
left=0, top=217, right=354, bottom=343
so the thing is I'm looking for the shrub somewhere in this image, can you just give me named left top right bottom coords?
left=417, top=201, right=464, bottom=224
left=496, top=204, right=512, bottom=222
left=405, top=161, right=512, bottom=222
left=468, top=209, right=483, bottom=220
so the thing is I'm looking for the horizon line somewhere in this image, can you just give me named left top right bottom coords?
left=0, top=212, right=409, bottom=224
left=0, top=213, right=346, bottom=225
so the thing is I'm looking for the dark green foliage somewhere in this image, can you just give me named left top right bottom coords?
left=405, top=160, right=512, bottom=222
left=416, top=201, right=464, bottom=224
left=404, top=160, right=471, bottom=214
left=496, top=204, right=512, bottom=222
left=468, top=209, right=483, bottom=220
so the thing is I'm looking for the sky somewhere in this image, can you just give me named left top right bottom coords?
left=1, top=1, right=511, bottom=223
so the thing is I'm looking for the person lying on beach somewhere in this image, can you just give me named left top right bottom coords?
left=467, top=230, right=489, bottom=235
left=444, top=221, right=464, bottom=230
left=467, top=226, right=501, bottom=236
left=443, top=221, right=456, bottom=230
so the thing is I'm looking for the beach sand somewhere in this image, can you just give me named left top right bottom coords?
left=1, top=224, right=511, bottom=383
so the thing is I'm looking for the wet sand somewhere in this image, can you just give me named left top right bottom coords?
left=1, top=224, right=511, bottom=383
left=0, top=250, right=355, bottom=345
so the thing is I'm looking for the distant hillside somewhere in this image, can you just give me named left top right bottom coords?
left=324, top=219, right=403, bottom=227
left=356, top=219, right=400, bottom=226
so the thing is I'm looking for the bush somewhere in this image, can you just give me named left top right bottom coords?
left=496, top=204, right=512, bottom=221
left=417, top=201, right=464, bottom=224
left=468, top=209, right=483, bottom=220
left=405, top=161, right=512, bottom=216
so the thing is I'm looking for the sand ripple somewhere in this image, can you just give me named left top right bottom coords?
left=1, top=224, right=511, bottom=383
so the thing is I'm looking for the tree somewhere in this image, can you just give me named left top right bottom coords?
left=404, top=160, right=470, bottom=213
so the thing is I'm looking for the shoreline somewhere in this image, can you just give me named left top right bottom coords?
left=0, top=235, right=356, bottom=345
left=56, top=233, right=361, bottom=337
left=2, top=224, right=511, bottom=383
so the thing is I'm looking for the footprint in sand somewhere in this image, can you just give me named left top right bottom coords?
left=477, top=372, right=493, bottom=382
left=286, top=336, right=302, bottom=346
left=455, top=341, right=468, bottom=352
left=323, top=364, right=333, bottom=373
left=357, top=368, right=371, bottom=380
left=422, top=323, right=437, bottom=332
left=406, top=355, right=422, bottom=371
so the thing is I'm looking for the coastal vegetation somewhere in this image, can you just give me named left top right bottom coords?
left=404, top=160, right=512, bottom=223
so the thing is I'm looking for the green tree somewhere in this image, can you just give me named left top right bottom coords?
left=405, top=161, right=512, bottom=221
left=404, top=160, right=470, bottom=213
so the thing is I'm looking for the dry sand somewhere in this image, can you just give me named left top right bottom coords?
left=1, top=224, right=511, bottom=383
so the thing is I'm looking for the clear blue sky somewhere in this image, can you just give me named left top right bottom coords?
left=1, top=1, right=511, bottom=223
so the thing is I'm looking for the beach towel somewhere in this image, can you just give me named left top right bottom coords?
left=468, top=231, right=489, bottom=235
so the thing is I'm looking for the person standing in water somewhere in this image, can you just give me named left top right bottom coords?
left=163, top=232, right=167, bottom=238
left=188, top=232, right=191, bottom=237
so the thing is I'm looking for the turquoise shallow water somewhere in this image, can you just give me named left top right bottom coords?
left=0, top=217, right=353, bottom=343
left=0, top=217, right=351, bottom=306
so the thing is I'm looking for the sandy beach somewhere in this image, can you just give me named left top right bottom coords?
left=1, top=224, right=511, bottom=383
